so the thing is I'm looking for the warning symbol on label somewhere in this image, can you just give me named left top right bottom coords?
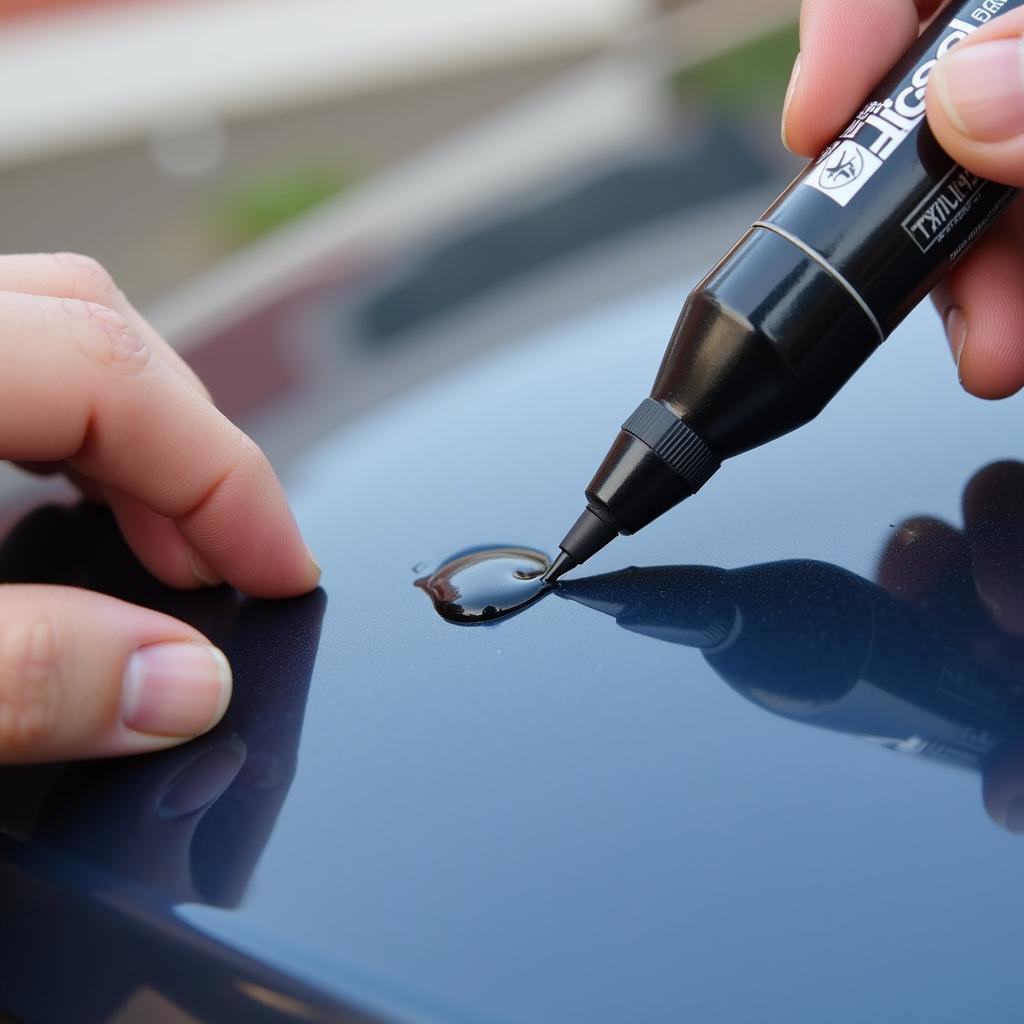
left=805, top=140, right=884, bottom=207
left=821, top=145, right=865, bottom=188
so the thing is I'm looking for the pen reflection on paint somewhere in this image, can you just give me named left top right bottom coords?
left=555, top=463, right=1024, bottom=837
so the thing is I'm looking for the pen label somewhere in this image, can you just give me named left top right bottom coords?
left=902, top=166, right=987, bottom=252
left=804, top=16, right=979, bottom=207
left=804, top=140, right=884, bottom=208
left=971, top=0, right=1012, bottom=22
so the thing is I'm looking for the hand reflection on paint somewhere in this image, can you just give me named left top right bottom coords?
left=0, top=503, right=326, bottom=905
left=556, top=461, right=1024, bottom=836
left=877, top=461, right=1024, bottom=835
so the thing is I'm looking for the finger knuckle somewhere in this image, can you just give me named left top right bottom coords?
left=0, top=611, right=62, bottom=754
left=230, top=434, right=275, bottom=488
left=52, top=252, right=122, bottom=304
left=64, top=298, right=151, bottom=374
left=175, top=432, right=266, bottom=521
left=233, top=433, right=266, bottom=470
left=215, top=431, right=264, bottom=482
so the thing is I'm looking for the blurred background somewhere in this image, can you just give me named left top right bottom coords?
left=0, top=0, right=804, bottom=509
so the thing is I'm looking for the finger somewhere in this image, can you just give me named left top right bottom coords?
left=0, top=253, right=212, bottom=401
left=930, top=199, right=1024, bottom=398
left=962, top=461, right=1024, bottom=636
left=783, top=0, right=945, bottom=156
left=0, top=292, right=319, bottom=597
left=4, top=252, right=216, bottom=512
left=927, top=9, right=1024, bottom=186
left=0, top=584, right=231, bottom=763
left=105, top=488, right=223, bottom=590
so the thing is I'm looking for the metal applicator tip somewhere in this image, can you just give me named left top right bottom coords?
left=543, top=507, right=620, bottom=584
left=543, top=550, right=577, bottom=584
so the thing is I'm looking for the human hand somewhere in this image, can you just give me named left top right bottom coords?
left=782, top=2, right=1024, bottom=400
left=878, top=461, right=1024, bottom=833
left=0, top=506, right=326, bottom=903
left=0, top=253, right=320, bottom=763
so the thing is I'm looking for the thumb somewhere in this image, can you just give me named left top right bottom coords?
left=0, top=585, right=231, bottom=763
left=927, top=11, right=1024, bottom=187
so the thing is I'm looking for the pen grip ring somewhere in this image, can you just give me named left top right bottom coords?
left=622, top=399, right=719, bottom=493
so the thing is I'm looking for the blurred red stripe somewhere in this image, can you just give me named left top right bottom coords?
left=0, top=0, right=163, bottom=22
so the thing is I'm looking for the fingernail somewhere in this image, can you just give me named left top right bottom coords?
left=944, top=305, right=968, bottom=383
left=122, top=642, right=232, bottom=738
left=188, top=548, right=223, bottom=587
left=781, top=52, right=802, bottom=152
left=933, top=38, right=1024, bottom=142
left=1005, top=794, right=1024, bottom=833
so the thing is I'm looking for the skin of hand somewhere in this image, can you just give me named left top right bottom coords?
left=781, top=0, right=1024, bottom=400
left=877, top=461, right=1024, bottom=834
left=0, top=253, right=320, bottom=764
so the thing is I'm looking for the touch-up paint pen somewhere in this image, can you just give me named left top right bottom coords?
left=544, top=1, right=1022, bottom=583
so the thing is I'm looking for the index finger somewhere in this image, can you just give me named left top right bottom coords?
left=0, top=292, right=319, bottom=598
left=0, top=252, right=213, bottom=402
left=783, top=0, right=948, bottom=157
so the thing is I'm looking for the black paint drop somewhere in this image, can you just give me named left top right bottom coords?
left=415, top=547, right=552, bottom=624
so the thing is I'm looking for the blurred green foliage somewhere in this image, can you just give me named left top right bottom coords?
left=209, top=165, right=362, bottom=248
left=673, top=22, right=799, bottom=111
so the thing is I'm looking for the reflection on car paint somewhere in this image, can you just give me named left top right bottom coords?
left=559, top=552, right=1024, bottom=806
left=0, top=503, right=325, bottom=907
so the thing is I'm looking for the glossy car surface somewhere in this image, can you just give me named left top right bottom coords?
left=3, top=162, right=1024, bottom=1020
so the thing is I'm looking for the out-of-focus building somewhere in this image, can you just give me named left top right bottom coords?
left=0, top=0, right=642, bottom=301
left=0, top=0, right=797, bottom=304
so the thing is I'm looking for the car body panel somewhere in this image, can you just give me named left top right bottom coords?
left=3, top=264, right=1024, bottom=1022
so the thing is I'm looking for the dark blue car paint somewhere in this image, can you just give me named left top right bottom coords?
left=2, top=271, right=1024, bottom=1021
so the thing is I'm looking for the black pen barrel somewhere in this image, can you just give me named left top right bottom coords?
left=553, top=1, right=1022, bottom=574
